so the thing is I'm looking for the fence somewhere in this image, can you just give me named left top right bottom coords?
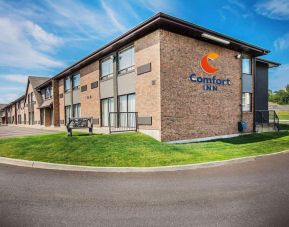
left=109, top=112, right=138, bottom=133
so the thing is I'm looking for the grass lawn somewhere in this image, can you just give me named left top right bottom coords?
left=277, top=111, right=289, bottom=121
left=1, top=131, right=289, bottom=167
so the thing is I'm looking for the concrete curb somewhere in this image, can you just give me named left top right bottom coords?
left=1, top=150, right=289, bottom=173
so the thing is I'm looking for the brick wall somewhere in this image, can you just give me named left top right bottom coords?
left=159, top=30, right=248, bottom=141
left=80, top=61, right=100, bottom=126
left=135, top=30, right=161, bottom=133
left=52, top=79, right=60, bottom=126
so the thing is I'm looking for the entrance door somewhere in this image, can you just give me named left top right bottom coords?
left=50, top=108, right=54, bottom=126
left=40, top=109, right=44, bottom=125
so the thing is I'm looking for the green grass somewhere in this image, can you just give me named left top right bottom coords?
left=0, top=131, right=289, bottom=167
left=277, top=111, right=289, bottom=120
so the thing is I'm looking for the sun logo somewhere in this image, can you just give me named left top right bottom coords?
left=200, top=52, right=219, bottom=74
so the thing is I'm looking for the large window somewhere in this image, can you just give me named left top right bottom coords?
left=72, top=74, right=80, bottom=89
left=118, top=93, right=135, bottom=127
left=45, top=86, right=52, bottom=99
left=73, top=103, right=81, bottom=118
left=242, top=54, right=251, bottom=75
left=242, top=93, right=252, bottom=112
left=64, top=76, right=71, bottom=92
left=118, top=46, right=135, bottom=74
left=101, top=98, right=114, bottom=126
left=100, top=56, right=113, bottom=80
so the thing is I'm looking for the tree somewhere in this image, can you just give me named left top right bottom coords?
left=269, top=85, right=289, bottom=105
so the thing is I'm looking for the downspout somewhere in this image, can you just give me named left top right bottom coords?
left=253, top=58, right=256, bottom=132
left=240, top=53, right=243, bottom=123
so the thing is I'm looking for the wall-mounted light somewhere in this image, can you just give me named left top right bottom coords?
left=201, top=33, right=230, bottom=45
left=236, top=54, right=241, bottom=59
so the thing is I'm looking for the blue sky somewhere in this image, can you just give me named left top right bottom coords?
left=0, top=0, right=289, bottom=103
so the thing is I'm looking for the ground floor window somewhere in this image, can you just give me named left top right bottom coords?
left=73, top=103, right=81, bottom=118
left=118, top=93, right=136, bottom=127
left=101, top=97, right=114, bottom=127
left=29, top=112, right=34, bottom=125
left=18, top=115, right=21, bottom=124
left=242, top=92, right=252, bottom=112
left=65, top=105, right=71, bottom=124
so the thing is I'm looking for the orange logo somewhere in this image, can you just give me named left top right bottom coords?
left=200, top=52, right=219, bottom=74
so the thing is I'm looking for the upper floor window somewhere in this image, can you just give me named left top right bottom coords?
left=72, top=74, right=80, bottom=89
left=242, top=54, right=251, bottom=75
left=45, top=86, right=52, bottom=99
left=31, top=92, right=35, bottom=103
left=100, top=55, right=113, bottom=80
left=28, top=94, right=30, bottom=103
left=118, top=46, right=134, bottom=74
left=64, top=76, right=70, bottom=92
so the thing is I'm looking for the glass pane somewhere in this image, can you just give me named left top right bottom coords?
left=128, top=94, right=135, bottom=112
left=242, top=55, right=251, bottom=74
left=65, top=77, right=70, bottom=91
left=101, top=56, right=113, bottom=78
left=72, top=74, right=80, bottom=88
left=119, top=46, right=134, bottom=72
left=119, top=95, right=127, bottom=112
left=102, top=99, right=108, bottom=126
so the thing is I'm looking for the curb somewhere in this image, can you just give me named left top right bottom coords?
left=1, top=150, right=289, bottom=173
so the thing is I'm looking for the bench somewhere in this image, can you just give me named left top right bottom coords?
left=66, top=117, right=93, bottom=136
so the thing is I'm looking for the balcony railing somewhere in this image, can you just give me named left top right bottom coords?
left=109, top=112, right=138, bottom=133
left=255, top=110, right=279, bottom=132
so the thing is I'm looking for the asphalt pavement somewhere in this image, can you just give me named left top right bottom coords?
left=1, top=152, right=289, bottom=226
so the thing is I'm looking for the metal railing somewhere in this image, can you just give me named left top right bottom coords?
left=255, top=110, right=279, bottom=131
left=109, top=112, right=138, bottom=133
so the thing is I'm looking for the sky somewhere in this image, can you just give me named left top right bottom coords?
left=0, top=0, right=289, bottom=103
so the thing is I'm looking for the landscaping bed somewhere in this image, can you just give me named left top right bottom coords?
left=0, top=131, right=289, bottom=167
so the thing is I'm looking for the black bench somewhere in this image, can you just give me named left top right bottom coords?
left=66, top=117, right=93, bottom=136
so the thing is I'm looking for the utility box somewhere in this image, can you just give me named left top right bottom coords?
left=238, top=121, right=247, bottom=132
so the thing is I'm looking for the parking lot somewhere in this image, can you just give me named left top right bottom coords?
left=0, top=126, right=59, bottom=139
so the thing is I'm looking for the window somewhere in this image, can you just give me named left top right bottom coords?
left=242, top=93, right=252, bottom=112
left=28, top=94, right=30, bottom=103
left=65, top=105, right=71, bottom=124
left=118, top=93, right=135, bottom=127
left=100, top=56, right=113, bottom=80
left=31, top=93, right=35, bottom=103
left=242, top=54, right=251, bottom=74
left=45, top=86, right=52, bottom=99
left=72, top=74, right=80, bottom=89
left=118, top=46, right=135, bottom=74
left=101, top=98, right=114, bottom=126
left=73, top=103, right=81, bottom=118
left=65, top=77, right=71, bottom=92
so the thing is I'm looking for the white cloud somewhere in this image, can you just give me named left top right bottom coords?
left=274, top=33, right=289, bottom=50
left=138, top=0, right=176, bottom=13
left=45, top=0, right=128, bottom=39
left=269, top=63, right=289, bottom=91
left=100, top=0, right=127, bottom=33
left=0, top=92, right=23, bottom=104
left=0, top=17, right=64, bottom=69
left=0, top=74, right=29, bottom=84
left=255, top=0, right=289, bottom=20
left=24, top=21, right=63, bottom=52
left=228, top=0, right=246, bottom=10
